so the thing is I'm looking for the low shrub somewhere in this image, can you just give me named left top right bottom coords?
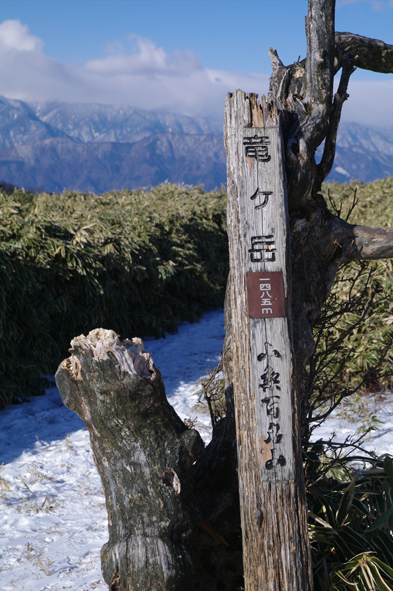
left=304, top=178, right=393, bottom=436
left=302, top=178, right=393, bottom=588
left=318, top=178, right=393, bottom=395
left=2, top=176, right=392, bottom=411
left=306, top=444, right=393, bottom=591
left=0, top=183, right=228, bottom=409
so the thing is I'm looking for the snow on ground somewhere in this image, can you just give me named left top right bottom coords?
left=0, top=309, right=392, bottom=590
left=311, top=392, right=393, bottom=456
left=0, top=311, right=223, bottom=590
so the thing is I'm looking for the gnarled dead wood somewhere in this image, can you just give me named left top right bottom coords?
left=335, top=32, right=393, bottom=74
left=343, top=225, right=393, bottom=262
left=316, top=52, right=356, bottom=187
left=56, top=329, right=205, bottom=590
left=56, top=328, right=242, bottom=591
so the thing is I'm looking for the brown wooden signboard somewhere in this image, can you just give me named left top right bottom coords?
left=232, top=110, right=294, bottom=483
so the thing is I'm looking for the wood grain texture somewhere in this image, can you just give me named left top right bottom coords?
left=224, top=89, right=312, bottom=591
left=56, top=327, right=244, bottom=591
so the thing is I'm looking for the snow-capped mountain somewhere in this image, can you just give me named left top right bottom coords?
left=0, top=95, right=392, bottom=193
left=321, top=121, right=393, bottom=183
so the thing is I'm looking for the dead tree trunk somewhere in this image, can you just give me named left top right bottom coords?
left=56, top=1, right=393, bottom=589
left=56, top=329, right=242, bottom=591
left=56, top=330, right=205, bottom=590
left=266, top=0, right=393, bottom=444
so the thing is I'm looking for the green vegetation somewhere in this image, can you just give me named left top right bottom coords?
left=0, top=183, right=228, bottom=409
left=306, top=446, right=393, bottom=591
left=1, top=175, right=393, bottom=417
left=310, top=178, right=393, bottom=409
left=303, top=177, right=393, bottom=590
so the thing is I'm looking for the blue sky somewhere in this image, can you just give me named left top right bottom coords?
left=1, top=0, right=393, bottom=125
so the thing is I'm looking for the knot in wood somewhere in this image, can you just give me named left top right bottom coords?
left=160, top=468, right=181, bottom=495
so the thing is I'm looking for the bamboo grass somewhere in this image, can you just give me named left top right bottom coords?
left=0, top=183, right=228, bottom=409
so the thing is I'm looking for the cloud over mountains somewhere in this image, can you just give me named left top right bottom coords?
left=2, top=18, right=393, bottom=126
left=0, top=19, right=269, bottom=121
left=85, top=34, right=203, bottom=77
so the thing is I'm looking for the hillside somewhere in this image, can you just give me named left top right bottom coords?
left=0, top=96, right=222, bottom=149
left=321, top=122, right=393, bottom=183
left=0, top=133, right=225, bottom=194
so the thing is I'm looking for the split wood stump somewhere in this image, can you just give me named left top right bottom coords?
left=56, top=329, right=205, bottom=590
left=56, top=328, right=242, bottom=591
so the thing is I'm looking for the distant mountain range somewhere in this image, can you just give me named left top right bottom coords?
left=0, top=95, right=392, bottom=193
left=317, top=121, right=393, bottom=184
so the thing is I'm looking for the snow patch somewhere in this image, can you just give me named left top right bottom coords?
left=1, top=309, right=392, bottom=590
left=335, top=165, right=351, bottom=177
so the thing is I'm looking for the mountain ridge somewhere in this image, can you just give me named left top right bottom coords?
left=0, top=132, right=226, bottom=194
left=0, top=96, right=392, bottom=193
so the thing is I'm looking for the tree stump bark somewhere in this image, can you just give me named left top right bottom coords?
left=56, top=328, right=205, bottom=591
left=56, top=328, right=243, bottom=590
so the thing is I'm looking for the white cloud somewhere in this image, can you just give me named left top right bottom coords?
left=0, top=19, right=44, bottom=53
left=340, top=78, right=393, bottom=128
left=0, top=19, right=392, bottom=126
left=85, top=34, right=202, bottom=77
left=0, top=20, right=269, bottom=120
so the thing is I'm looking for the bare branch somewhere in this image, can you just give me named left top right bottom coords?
left=316, top=53, right=356, bottom=187
left=335, top=32, right=393, bottom=74
left=343, top=225, right=393, bottom=262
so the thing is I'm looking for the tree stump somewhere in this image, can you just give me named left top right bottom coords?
left=56, top=328, right=205, bottom=590
left=56, top=327, right=243, bottom=590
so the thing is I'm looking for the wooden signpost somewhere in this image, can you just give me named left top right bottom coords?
left=225, top=90, right=311, bottom=590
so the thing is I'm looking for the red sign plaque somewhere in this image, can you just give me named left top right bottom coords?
left=246, top=271, right=286, bottom=318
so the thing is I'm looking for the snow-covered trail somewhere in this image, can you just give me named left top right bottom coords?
left=0, top=311, right=223, bottom=591
left=1, top=309, right=392, bottom=591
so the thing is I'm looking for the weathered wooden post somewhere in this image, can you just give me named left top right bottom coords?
left=224, top=91, right=312, bottom=591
